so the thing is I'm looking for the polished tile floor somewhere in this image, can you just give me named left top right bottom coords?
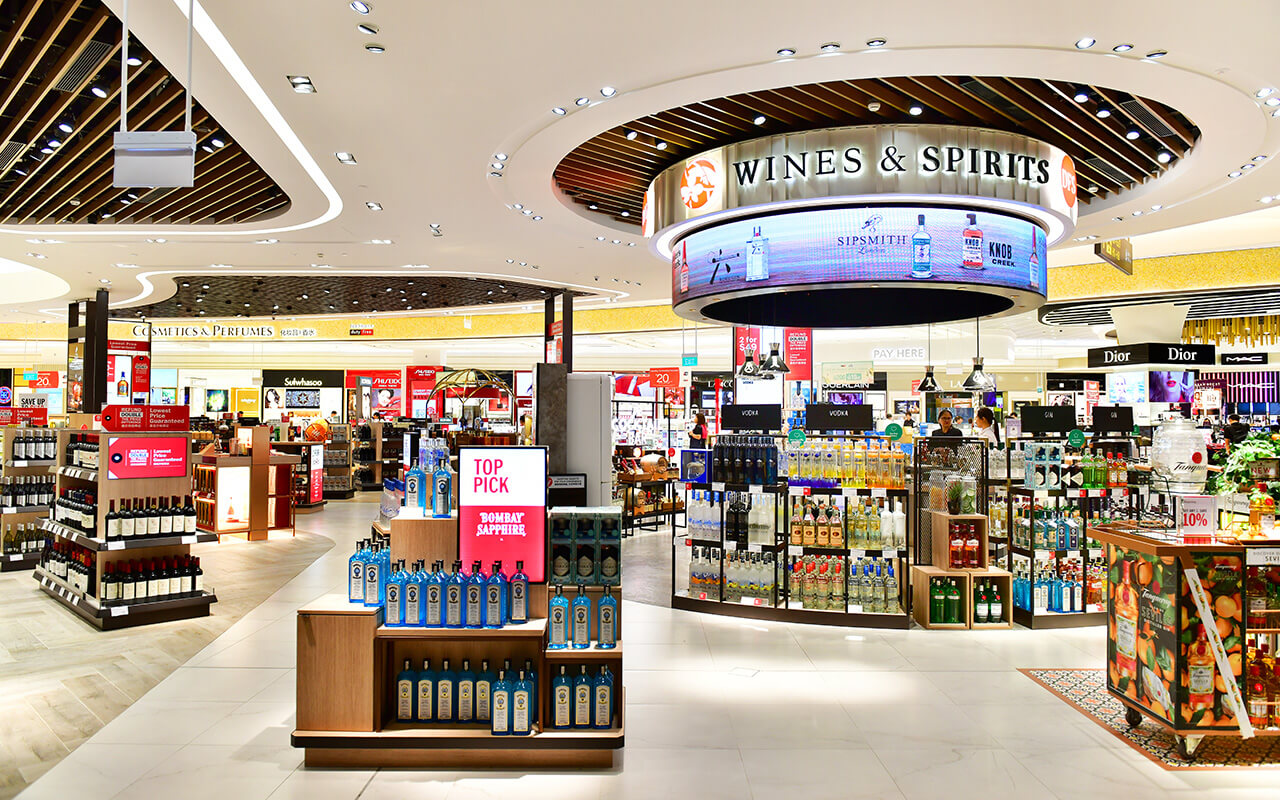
left=17, top=502, right=1280, bottom=799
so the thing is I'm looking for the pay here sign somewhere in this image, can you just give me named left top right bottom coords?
left=459, top=446, right=547, bottom=582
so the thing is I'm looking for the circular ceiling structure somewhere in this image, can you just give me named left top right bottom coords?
left=121, top=275, right=569, bottom=319
left=553, top=75, right=1200, bottom=226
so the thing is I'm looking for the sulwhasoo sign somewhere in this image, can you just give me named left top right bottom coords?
left=647, top=124, right=1078, bottom=236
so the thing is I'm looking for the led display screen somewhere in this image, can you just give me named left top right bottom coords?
left=672, top=205, right=1047, bottom=306
left=458, top=447, right=547, bottom=582
left=286, top=388, right=322, bottom=408
left=1107, top=371, right=1148, bottom=405
left=106, top=436, right=188, bottom=480
left=1149, top=370, right=1196, bottom=403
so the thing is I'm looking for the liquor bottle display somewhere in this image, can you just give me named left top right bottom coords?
left=548, top=507, right=622, bottom=588
left=710, top=435, right=779, bottom=486
left=39, top=540, right=95, bottom=595
left=100, top=556, right=204, bottom=606
left=2, top=476, right=53, bottom=508
left=8, top=428, right=56, bottom=461
left=2, top=522, right=42, bottom=556
left=65, top=433, right=100, bottom=468
left=785, top=438, right=908, bottom=490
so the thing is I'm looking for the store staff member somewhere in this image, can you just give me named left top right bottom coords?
left=903, top=412, right=916, bottom=428
left=973, top=407, right=1000, bottom=447
left=1223, top=414, right=1251, bottom=445
left=932, top=409, right=963, bottom=437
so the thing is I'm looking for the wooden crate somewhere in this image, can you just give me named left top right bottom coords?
left=967, top=567, right=1013, bottom=629
left=930, top=512, right=989, bottom=570
left=910, top=565, right=971, bottom=629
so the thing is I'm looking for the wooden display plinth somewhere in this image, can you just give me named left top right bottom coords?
left=930, top=512, right=990, bottom=570
left=910, top=566, right=971, bottom=629
left=967, top=567, right=1013, bottom=629
left=387, top=513, right=459, bottom=568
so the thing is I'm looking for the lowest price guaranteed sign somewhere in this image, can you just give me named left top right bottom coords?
left=459, top=447, right=547, bottom=582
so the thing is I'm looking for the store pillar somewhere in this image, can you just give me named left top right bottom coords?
left=67, top=288, right=109, bottom=414
left=544, top=292, right=573, bottom=372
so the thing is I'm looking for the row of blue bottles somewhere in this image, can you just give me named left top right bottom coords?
left=405, top=460, right=428, bottom=514
left=396, top=657, right=493, bottom=723
left=491, top=669, right=534, bottom=735
left=547, top=583, right=618, bottom=649
left=550, top=665, right=615, bottom=729
left=347, top=539, right=390, bottom=606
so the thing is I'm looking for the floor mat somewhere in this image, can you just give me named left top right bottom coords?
left=1021, top=667, right=1280, bottom=769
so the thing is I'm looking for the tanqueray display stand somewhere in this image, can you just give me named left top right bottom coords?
left=292, top=446, right=624, bottom=768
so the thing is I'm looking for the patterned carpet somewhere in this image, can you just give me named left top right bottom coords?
left=1021, top=667, right=1280, bottom=769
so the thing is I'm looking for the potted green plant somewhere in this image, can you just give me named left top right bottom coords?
left=946, top=479, right=964, bottom=515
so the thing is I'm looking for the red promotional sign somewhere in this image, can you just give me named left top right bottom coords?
left=649, top=367, right=680, bottom=389
left=733, top=326, right=761, bottom=369
left=548, top=320, right=563, bottom=338
left=105, top=436, right=187, bottom=479
left=100, top=404, right=190, bottom=432
left=106, top=339, right=150, bottom=354
left=0, top=408, right=47, bottom=425
left=783, top=327, right=812, bottom=381
left=309, top=444, right=324, bottom=503
left=35, top=371, right=58, bottom=389
left=132, top=354, right=151, bottom=395
left=910, top=379, right=923, bottom=397
left=459, top=447, right=546, bottom=582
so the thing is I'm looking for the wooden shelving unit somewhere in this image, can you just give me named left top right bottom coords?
left=272, top=440, right=326, bottom=512
left=0, top=426, right=54, bottom=571
left=193, top=428, right=299, bottom=541
left=353, top=420, right=406, bottom=492
left=292, top=512, right=624, bottom=768
left=323, top=424, right=355, bottom=499
left=35, top=430, right=218, bottom=630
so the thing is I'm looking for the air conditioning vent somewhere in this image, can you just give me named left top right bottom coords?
left=1084, top=157, right=1132, bottom=185
left=54, top=40, right=113, bottom=92
left=1120, top=99, right=1177, bottom=138
left=0, top=140, right=27, bottom=173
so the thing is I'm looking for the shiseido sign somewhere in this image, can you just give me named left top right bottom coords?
left=1087, top=343, right=1215, bottom=368
left=720, top=403, right=782, bottom=432
left=649, top=124, right=1078, bottom=233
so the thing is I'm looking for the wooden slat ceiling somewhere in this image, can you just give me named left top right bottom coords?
left=0, top=0, right=288, bottom=225
left=554, top=76, right=1200, bottom=225
left=125, top=274, right=570, bottom=318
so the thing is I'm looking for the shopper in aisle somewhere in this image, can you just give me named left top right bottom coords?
left=1224, top=414, right=1251, bottom=445
left=902, top=411, right=916, bottom=428
left=932, top=409, right=962, bottom=437
left=973, top=407, right=1000, bottom=447
left=689, top=412, right=709, bottom=448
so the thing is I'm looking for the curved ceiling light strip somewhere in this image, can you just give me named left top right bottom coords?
left=0, top=0, right=341, bottom=239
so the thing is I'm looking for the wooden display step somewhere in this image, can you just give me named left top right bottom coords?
left=0, top=551, right=38, bottom=571
left=910, top=565, right=972, bottom=629
left=376, top=618, right=547, bottom=639
left=1, top=504, right=49, bottom=515
left=34, top=566, right=216, bottom=630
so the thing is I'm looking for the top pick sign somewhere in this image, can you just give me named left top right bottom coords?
left=100, top=404, right=191, bottom=432
left=458, top=447, right=547, bottom=582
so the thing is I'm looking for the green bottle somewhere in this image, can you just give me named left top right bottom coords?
left=974, top=581, right=990, bottom=624
left=930, top=578, right=946, bottom=624
left=945, top=579, right=960, bottom=624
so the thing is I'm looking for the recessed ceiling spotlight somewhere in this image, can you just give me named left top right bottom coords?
left=1145, top=49, right=1168, bottom=59
left=1229, top=171, right=1243, bottom=178
left=908, top=105, right=923, bottom=115
left=350, top=1, right=372, bottom=13
left=1125, top=129, right=1141, bottom=140
left=126, top=55, right=142, bottom=66
left=429, top=222, right=441, bottom=228
left=365, top=43, right=386, bottom=53
left=1157, top=151, right=1173, bottom=163
left=1242, top=163, right=1255, bottom=170
left=655, top=139, right=668, bottom=150
left=25, top=252, right=45, bottom=259
left=512, top=203, right=523, bottom=210
left=1273, top=108, right=1280, bottom=118
left=599, top=86, right=618, bottom=98
left=627, top=242, right=636, bottom=247
left=201, top=283, right=210, bottom=289
left=532, top=215, right=542, bottom=221
left=148, top=237, right=166, bottom=243
left=1267, top=98, right=1280, bottom=107
left=335, top=151, right=357, bottom=164
left=575, top=97, right=590, bottom=106
left=57, top=122, right=73, bottom=133
left=519, top=261, right=527, bottom=266
left=256, top=238, right=279, bottom=244
left=588, top=203, right=598, bottom=210
left=620, top=210, right=630, bottom=217
left=611, top=239, right=620, bottom=244
left=494, top=153, right=508, bottom=161
left=551, top=107, right=566, bottom=115
left=370, top=238, right=393, bottom=244
left=865, top=38, right=886, bottom=47
left=201, top=144, right=213, bottom=153
left=47, top=139, right=60, bottom=148
left=288, top=75, right=316, bottom=93
left=91, top=85, right=107, bottom=99
left=1112, top=216, right=1123, bottom=221
left=521, top=209, right=532, bottom=215
left=1131, top=210, right=1143, bottom=216
left=820, top=42, right=840, bottom=52
left=752, top=114, right=766, bottom=125
left=490, top=162, right=504, bottom=170
left=776, top=47, right=796, bottom=56
left=1257, top=88, right=1276, bottom=98
left=39, top=147, right=51, bottom=154
left=506, top=258, right=515, bottom=263
left=1074, top=37, right=1096, bottom=49
left=1073, top=90, right=1089, bottom=102
left=1112, top=43, right=1133, bottom=52
left=365, top=201, right=383, bottom=211
left=357, top=23, right=379, bottom=34
left=623, top=128, right=637, bottom=140
left=210, top=138, right=225, bottom=148
left=1095, top=108, right=1111, bottom=118
left=1262, top=196, right=1275, bottom=204
left=1254, top=155, right=1268, bottom=161
left=1150, top=204, right=1163, bottom=210
left=595, top=236, right=605, bottom=241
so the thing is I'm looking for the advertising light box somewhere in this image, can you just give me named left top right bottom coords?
left=459, top=447, right=547, bottom=582
left=672, top=205, right=1047, bottom=309
left=106, top=436, right=188, bottom=480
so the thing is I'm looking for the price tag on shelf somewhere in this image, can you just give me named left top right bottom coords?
left=1088, top=548, right=1103, bottom=561
left=852, top=549, right=866, bottom=559
left=883, top=549, right=898, bottom=559
left=697, top=591, right=708, bottom=600
left=5, top=553, right=19, bottom=561
left=787, top=545, right=803, bottom=557
left=871, top=488, right=887, bottom=498
left=711, top=482, right=726, bottom=492
left=842, top=487, right=858, bottom=498
left=1247, top=548, right=1280, bottom=566
left=748, top=484, right=763, bottom=494
left=788, top=486, right=803, bottom=496
left=1178, top=495, right=1215, bottom=542
left=681, top=537, right=691, bottom=547
left=748, top=544, right=762, bottom=553
left=181, top=535, right=197, bottom=545
left=1034, top=490, right=1050, bottom=500
left=684, top=483, right=693, bottom=491
left=739, top=596, right=764, bottom=606
left=1114, top=488, right=1129, bottom=497
left=110, top=606, right=128, bottom=616
left=1086, top=489, right=1103, bottom=498
left=849, top=603, right=863, bottom=613
left=106, top=541, right=123, bottom=550
left=1086, top=603, right=1102, bottom=613
left=724, top=541, right=737, bottom=552
left=1034, top=550, right=1053, bottom=561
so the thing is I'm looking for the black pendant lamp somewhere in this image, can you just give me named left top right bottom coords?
left=918, top=324, right=939, bottom=392
left=760, top=341, right=790, bottom=374
left=961, top=317, right=997, bottom=392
